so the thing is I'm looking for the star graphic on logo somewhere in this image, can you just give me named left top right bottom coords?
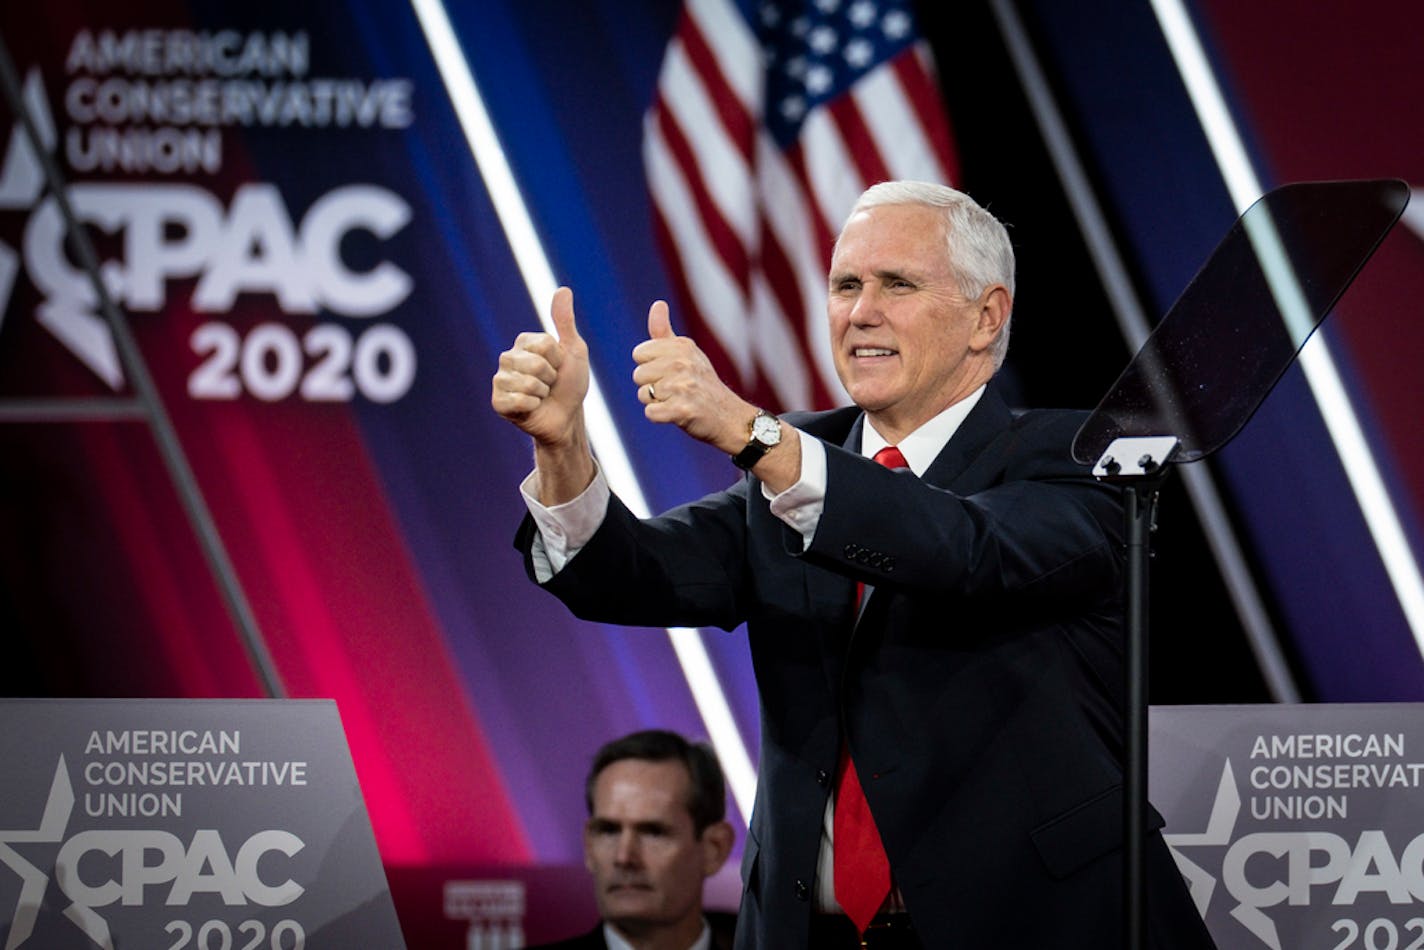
left=1163, top=758, right=1240, bottom=918
left=1163, top=759, right=1289, bottom=950
left=0, top=66, right=125, bottom=389
left=1, top=755, right=115, bottom=949
left=0, top=757, right=74, bottom=950
left=0, top=67, right=53, bottom=339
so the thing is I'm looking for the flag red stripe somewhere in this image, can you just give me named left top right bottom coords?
left=676, top=14, right=757, bottom=167
left=826, top=96, right=894, bottom=189
left=650, top=204, right=746, bottom=390
left=783, top=140, right=841, bottom=268
left=892, top=49, right=960, bottom=183
left=655, top=99, right=753, bottom=295
left=756, top=212, right=838, bottom=409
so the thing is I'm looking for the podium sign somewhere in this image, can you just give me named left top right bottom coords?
left=1152, top=704, right=1424, bottom=950
left=0, top=699, right=405, bottom=949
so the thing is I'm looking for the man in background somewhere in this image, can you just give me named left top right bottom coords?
left=533, top=729, right=735, bottom=950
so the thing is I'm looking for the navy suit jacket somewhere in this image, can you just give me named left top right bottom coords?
left=518, top=383, right=1214, bottom=948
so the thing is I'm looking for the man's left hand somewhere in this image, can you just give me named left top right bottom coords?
left=632, top=301, right=755, bottom=455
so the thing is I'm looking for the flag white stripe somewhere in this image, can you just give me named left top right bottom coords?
left=750, top=273, right=814, bottom=408
left=685, top=0, right=762, bottom=113
left=659, top=41, right=759, bottom=247
left=853, top=63, right=948, bottom=183
left=914, top=39, right=939, bottom=81
left=800, top=107, right=868, bottom=236
left=757, top=136, right=844, bottom=399
left=645, top=117, right=755, bottom=379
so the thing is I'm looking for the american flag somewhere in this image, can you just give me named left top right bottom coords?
left=644, top=0, right=959, bottom=413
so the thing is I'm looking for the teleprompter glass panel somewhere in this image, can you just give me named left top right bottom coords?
left=1073, top=179, right=1409, bottom=465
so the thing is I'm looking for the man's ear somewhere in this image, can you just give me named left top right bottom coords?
left=582, top=820, right=597, bottom=873
left=699, top=821, right=735, bottom=876
left=969, top=285, right=1011, bottom=353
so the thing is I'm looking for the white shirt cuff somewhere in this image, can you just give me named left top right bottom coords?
left=764, top=428, right=826, bottom=550
left=520, top=464, right=610, bottom=580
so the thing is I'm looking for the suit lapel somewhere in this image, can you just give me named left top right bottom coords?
left=795, top=390, right=1016, bottom=692
left=921, top=382, right=1014, bottom=491
left=845, top=385, right=1016, bottom=661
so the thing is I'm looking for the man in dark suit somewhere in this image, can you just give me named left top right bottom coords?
left=492, top=181, right=1215, bottom=948
left=532, top=730, right=735, bottom=950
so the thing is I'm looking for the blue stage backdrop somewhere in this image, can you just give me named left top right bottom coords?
left=3, top=0, right=1423, bottom=943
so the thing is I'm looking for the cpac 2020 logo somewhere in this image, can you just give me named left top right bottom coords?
left=0, top=67, right=417, bottom=404
left=1167, top=760, right=1424, bottom=950
left=0, top=756, right=304, bottom=950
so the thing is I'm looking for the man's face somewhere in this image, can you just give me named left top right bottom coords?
left=583, top=759, right=716, bottom=936
left=828, top=203, right=999, bottom=439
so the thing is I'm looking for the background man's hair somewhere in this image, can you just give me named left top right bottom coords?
left=584, top=729, right=727, bottom=834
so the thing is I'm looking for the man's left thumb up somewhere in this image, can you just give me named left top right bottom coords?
left=647, top=300, right=674, bottom=339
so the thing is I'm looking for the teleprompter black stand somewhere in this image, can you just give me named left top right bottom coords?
left=1070, top=179, right=1411, bottom=950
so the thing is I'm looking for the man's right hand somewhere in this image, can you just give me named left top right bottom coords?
left=492, top=286, right=590, bottom=447
left=491, top=287, right=596, bottom=504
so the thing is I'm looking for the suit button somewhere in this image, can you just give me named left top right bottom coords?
left=857, top=551, right=870, bottom=564
left=795, top=879, right=809, bottom=901
left=884, top=558, right=895, bottom=572
left=869, top=553, right=883, bottom=568
left=816, top=769, right=829, bottom=787
left=844, top=544, right=859, bottom=558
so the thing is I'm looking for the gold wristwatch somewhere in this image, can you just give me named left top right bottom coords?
left=731, top=409, right=782, bottom=470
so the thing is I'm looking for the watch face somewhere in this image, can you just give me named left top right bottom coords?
left=752, top=413, right=781, bottom=445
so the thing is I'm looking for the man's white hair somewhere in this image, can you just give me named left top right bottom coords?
left=845, top=180, right=1016, bottom=369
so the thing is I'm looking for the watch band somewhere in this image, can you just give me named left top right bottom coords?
left=732, top=440, right=773, bottom=470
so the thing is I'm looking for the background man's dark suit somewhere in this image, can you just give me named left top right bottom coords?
left=531, top=911, right=737, bottom=950
left=519, top=382, right=1214, bottom=948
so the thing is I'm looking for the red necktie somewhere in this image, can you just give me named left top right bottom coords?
left=834, top=444, right=907, bottom=932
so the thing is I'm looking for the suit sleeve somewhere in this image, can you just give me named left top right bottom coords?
left=802, top=412, right=1122, bottom=606
left=515, top=478, right=754, bottom=632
